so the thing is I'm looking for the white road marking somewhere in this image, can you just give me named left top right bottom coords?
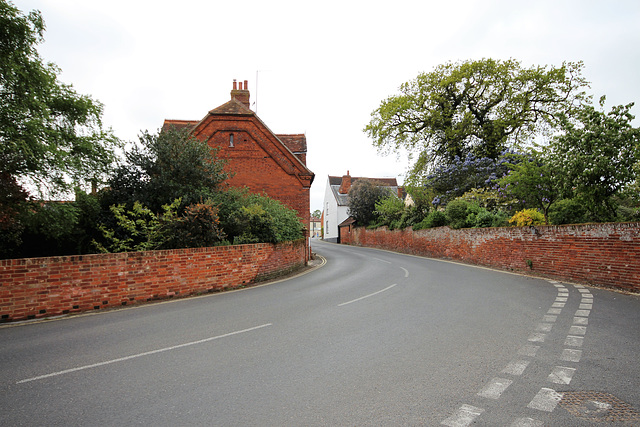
left=551, top=302, right=565, bottom=308
left=569, top=325, right=587, bottom=335
left=372, top=257, right=391, bottom=264
left=477, top=377, right=513, bottom=399
left=17, top=323, right=273, bottom=384
left=400, top=267, right=409, bottom=277
left=555, top=297, right=568, bottom=302
left=518, top=344, right=540, bottom=357
left=543, top=314, right=557, bottom=323
left=535, top=323, right=553, bottom=332
left=575, top=309, right=590, bottom=317
left=502, top=359, right=530, bottom=376
left=528, top=332, right=546, bottom=342
left=547, top=308, right=562, bottom=315
left=441, top=404, right=484, bottom=427
left=580, top=303, right=593, bottom=309
left=548, top=366, right=576, bottom=384
left=560, top=348, right=582, bottom=363
left=528, top=387, right=563, bottom=412
left=338, top=284, right=397, bottom=307
left=565, top=335, right=584, bottom=347
left=573, top=316, right=588, bottom=325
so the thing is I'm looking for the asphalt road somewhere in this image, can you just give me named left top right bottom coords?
left=1, top=240, right=639, bottom=426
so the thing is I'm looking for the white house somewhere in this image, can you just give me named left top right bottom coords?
left=322, top=171, right=400, bottom=243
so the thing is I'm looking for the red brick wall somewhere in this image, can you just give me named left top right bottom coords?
left=0, top=240, right=306, bottom=323
left=341, top=223, right=639, bottom=292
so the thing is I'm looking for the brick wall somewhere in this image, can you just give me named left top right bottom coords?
left=0, top=240, right=307, bottom=323
left=340, top=223, right=639, bottom=292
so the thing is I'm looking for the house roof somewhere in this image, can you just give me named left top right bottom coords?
left=328, top=175, right=400, bottom=207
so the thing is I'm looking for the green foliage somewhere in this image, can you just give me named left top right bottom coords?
left=548, top=198, right=590, bottom=225
left=498, top=150, right=563, bottom=224
left=374, top=195, right=405, bottom=229
left=445, top=199, right=471, bottom=229
left=95, top=201, right=164, bottom=253
left=509, top=208, right=546, bottom=226
left=549, top=98, right=640, bottom=222
left=414, top=210, right=447, bottom=229
left=103, top=127, right=228, bottom=213
left=365, top=58, right=589, bottom=183
left=347, top=179, right=393, bottom=226
left=158, top=199, right=225, bottom=249
left=212, top=189, right=303, bottom=244
left=0, top=1, right=120, bottom=197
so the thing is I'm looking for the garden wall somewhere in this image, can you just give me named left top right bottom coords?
left=340, top=223, right=639, bottom=292
left=0, top=239, right=307, bottom=322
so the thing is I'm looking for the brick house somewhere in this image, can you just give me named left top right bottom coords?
left=163, top=80, right=314, bottom=231
left=323, top=171, right=400, bottom=243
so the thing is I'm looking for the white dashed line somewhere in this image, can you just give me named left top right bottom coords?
left=337, top=284, right=397, bottom=307
left=17, top=323, right=273, bottom=384
left=441, top=404, right=484, bottom=427
left=565, top=335, right=584, bottom=347
left=528, top=388, right=563, bottom=412
left=575, top=309, right=590, bottom=317
left=573, top=316, right=588, bottom=325
left=535, top=323, right=553, bottom=332
left=477, top=377, right=513, bottom=399
left=560, top=348, right=582, bottom=362
left=502, top=359, right=530, bottom=376
left=569, top=325, right=587, bottom=335
left=528, top=332, right=546, bottom=342
left=400, top=267, right=409, bottom=277
left=548, top=366, right=576, bottom=384
left=518, top=344, right=540, bottom=357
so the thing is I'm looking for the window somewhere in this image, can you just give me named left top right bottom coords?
left=229, top=133, right=234, bottom=147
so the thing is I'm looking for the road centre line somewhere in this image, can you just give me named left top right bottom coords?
left=338, top=284, right=397, bottom=307
left=17, top=323, right=272, bottom=384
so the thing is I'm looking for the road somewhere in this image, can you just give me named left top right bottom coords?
left=1, top=240, right=639, bottom=426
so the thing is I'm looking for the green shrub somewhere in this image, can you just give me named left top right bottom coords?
left=446, top=200, right=471, bottom=229
left=548, top=198, right=589, bottom=225
left=422, top=210, right=447, bottom=229
left=375, top=195, right=405, bottom=228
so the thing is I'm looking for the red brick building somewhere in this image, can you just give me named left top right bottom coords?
left=164, top=80, right=314, bottom=230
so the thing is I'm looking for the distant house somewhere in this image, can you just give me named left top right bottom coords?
left=323, top=171, right=400, bottom=243
left=163, top=80, right=315, bottom=231
left=310, top=214, right=321, bottom=238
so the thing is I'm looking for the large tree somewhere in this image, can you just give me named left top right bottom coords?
left=0, top=0, right=119, bottom=196
left=364, top=58, right=589, bottom=184
left=549, top=98, right=640, bottom=221
left=103, top=127, right=229, bottom=213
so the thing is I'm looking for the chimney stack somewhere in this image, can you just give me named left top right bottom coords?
left=231, top=79, right=250, bottom=109
left=339, top=170, right=352, bottom=194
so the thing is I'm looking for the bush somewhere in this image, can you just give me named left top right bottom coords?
left=212, top=189, right=303, bottom=244
left=414, top=210, right=447, bottom=229
left=375, top=195, right=405, bottom=229
left=446, top=200, right=471, bottom=229
left=509, top=208, right=545, bottom=226
left=548, top=198, right=589, bottom=225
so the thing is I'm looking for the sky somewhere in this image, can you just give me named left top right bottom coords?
left=13, top=0, right=640, bottom=213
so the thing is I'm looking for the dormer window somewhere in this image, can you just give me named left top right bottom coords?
left=229, top=133, right=234, bottom=147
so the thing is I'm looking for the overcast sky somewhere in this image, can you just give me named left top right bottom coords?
left=14, top=0, right=640, bottom=212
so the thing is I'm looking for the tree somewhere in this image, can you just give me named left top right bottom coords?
left=498, top=150, right=563, bottom=224
left=103, top=127, right=229, bottom=213
left=549, top=98, right=640, bottom=221
left=347, top=179, right=393, bottom=226
left=0, top=1, right=120, bottom=197
left=364, top=58, right=589, bottom=184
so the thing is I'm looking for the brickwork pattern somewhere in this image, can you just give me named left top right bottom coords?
left=0, top=240, right=306, bottom=322
left=340, top=223, right=639, bottom=292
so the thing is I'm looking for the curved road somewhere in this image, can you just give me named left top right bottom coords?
left=1, top=240, right=639, bottom=425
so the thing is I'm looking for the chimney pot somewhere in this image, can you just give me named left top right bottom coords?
left=339, top=171, right=352, bottom=194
